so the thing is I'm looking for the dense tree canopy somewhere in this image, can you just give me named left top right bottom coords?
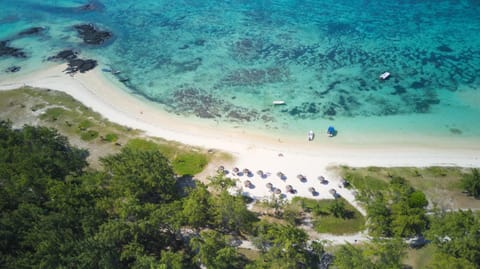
left=100, top=147, right=178, bottom=204
left=426, top=210, right=480, bottom=268
left=364, top=176, right=428, bottom=238
left=334, top=238, right=406, bottom=269
left=2, top=121, right=477, bottom=268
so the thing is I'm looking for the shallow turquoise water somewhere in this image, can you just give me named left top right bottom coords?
left=1, top=0, right=480, bottom=141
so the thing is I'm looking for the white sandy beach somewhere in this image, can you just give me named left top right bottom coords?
left=1, top=64, right=480, bottom=226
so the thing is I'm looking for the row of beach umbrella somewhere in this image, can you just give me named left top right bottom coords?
left=219, top=166, right=332, bottom=196
left=220, top=166, right=328, bottom=182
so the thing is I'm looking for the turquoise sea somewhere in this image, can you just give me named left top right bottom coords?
left=1, top=0, right=480, bottom=145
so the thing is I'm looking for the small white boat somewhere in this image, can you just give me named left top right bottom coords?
left=379, top=72, right=391, bottom=80
left=272, top=100, right=285, bottom=105
left=308, top=130, right=314, bottom=141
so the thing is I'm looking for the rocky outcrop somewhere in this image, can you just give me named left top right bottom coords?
left=65, top=58, right=97, bottom=74
left=76, top=0, right=105, bottom=12
left=5, top=66, right=21, bottom=73
left=48, top=49, right=97, bottom=74
left=0, top=40, right=26, bottom=58
left=18, top=27, right=46, bottom=36
left=74, top=23, right=112, bottom=45
left=47, top=49, right=79, bottom=61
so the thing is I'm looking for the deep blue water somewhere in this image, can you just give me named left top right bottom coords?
left=1, top=0, right=480, bottom=140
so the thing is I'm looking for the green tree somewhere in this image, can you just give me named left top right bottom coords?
left=213, top=191, right=257, bottom=233
left=366, top=193, right=392, bottom=237
left=408, top=190, right=428, bottom=208
left=159, top=250, right=185, bottom=269
left=461, top=169, right=480, bottom=198
left=182, top=183, right=213, bottom=229
left=208, top=172, right=237, bottom=192
left=190, top=230, right=242, bottom=269
left=391, top=201, right=427, bottom=237
left=0, top=122, right=88, bottom=210
left=250, top=223, right=314, bottom=268
left=101, top=147, right=177, bottom=204
left=426, top=210, right=480, bottom=267
left=334, top=238, right=405, bottom=269
left=329, top=199, right=347, bottom=218
left=0, top=122, right=191, bottom=268
left=427, top=253, right=476, bottom=269
left=334, top=243, right=373, bottom=269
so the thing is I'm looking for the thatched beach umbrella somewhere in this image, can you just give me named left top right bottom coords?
left=256, top=170, right=264, bottom=177
left=329, top=188, right=337, bottom=197
left=318, top=176, right=325, bottom=182
left=217, top=165, right=224, bottom=171
left=266, top=182, right=273, bottom=190
left=286, top=185, right=293, bottom=193
left=243, top=168, right=250, bottom=175
left=308, top=187, right=315, bottom=193
left=277, top=172, right=284, bottom=178
left=244, top=180, right=251, bottom=188
left=233, top=167, right=240, bottom=174
left=274, top=188, right=282, bottom=195
left=297, top=174, right=303, bottom=180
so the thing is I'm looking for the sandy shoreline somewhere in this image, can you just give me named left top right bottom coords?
left=1, top=64, right=480, bottom=220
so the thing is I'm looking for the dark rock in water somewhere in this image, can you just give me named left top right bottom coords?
left=392, top=85, right=407, bottom=95
left=48, top=49, right=78, bottom=61
left=18, top=27, right=45, bottom=36
left=74, top=23, right=112, bottom=45
left=0, top=15, right=19, bottom=24
left=437, top=44, right=453, bottom=53
left=410, top=78, right=428, bottom=89
left=5, top=66, right=21, bottom=73
left=324, top=106, right=337, bottom=116
left=78, top=2, right=103, bottom=11
left=0, top=40, right=26, bottom=58
left=173, top=57, right=202, bottom=73
left=64, top=58, right=97, bottom=74
left=450, top=128, right=462, bottom=135
left=194, top=39, right=205, bottom=46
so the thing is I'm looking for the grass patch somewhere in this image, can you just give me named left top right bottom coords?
left=337, top=166, right=480, bottom=209
left=403, top=244, right=436, bottom=269
left=126, top=139, right=209, bottom=176
left=292, top=197, right=365, bottom=235
left=30, top=103, right=46, bottom=112
left=103, top=133, right=118, bottom=142
left=237, top=248, right=260, bottom=262
left=125, top=138, right=176, bottom=158
left=40, top=107, right=66, bottom=121
left=340, top=167, right=389, bottom=193
left=80, top=130, right=99, bottom=141
left=77, top=119, right=93, bottom=130
left=172, top=152, right=208, bottom=176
